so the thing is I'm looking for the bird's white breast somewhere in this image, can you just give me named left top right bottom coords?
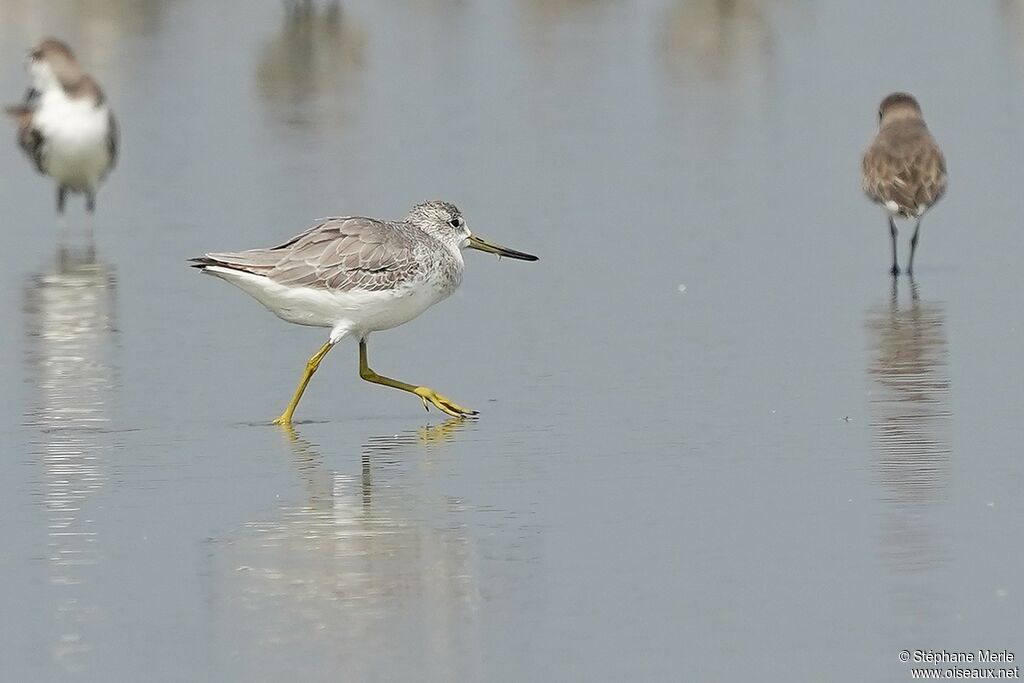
left=34, top=89, right=112, bottom=191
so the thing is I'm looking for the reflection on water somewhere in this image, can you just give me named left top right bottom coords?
left=1001, top=0, right=1024, bottom=66
left=517, top=0, right=617, bottom=62
left=213, top=420, right=480, bottom=681
left=865, top=279, right=951, bottom=628
left=23, top=247, right=118, bottom=674
left=519, top=0, right=616, bottom=25
left=0, top=0, right=171, bottom=55
left=866, top=280, right=951, bottom=511
left=255, top=0, right=366, bottom=131
left=660, top=0, right=775, bottom=85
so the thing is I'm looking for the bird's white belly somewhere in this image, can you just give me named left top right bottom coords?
left=35, top=98, right=111, bottom=191
left=208, top=267, right=447, bottom=335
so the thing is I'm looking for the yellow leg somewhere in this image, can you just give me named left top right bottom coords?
left=272, top=341, right=334, bottom=426
left=358, top=339, right=477, bottom=418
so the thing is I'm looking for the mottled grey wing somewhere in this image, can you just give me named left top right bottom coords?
left=270, top=217, right=422, bottom=291
left=199, top=217, right=423, bottom=292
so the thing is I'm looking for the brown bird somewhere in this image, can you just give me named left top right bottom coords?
left=5, top=39, right=118, bottom=233
left=862, top=92, right=947, bottom=276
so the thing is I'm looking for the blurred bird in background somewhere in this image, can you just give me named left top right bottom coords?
left=862, top=92, right=947, bottom=276
left=5, top=38, right=118, bottom=243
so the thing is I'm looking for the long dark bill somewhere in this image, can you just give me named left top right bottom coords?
left=467, top=234, right=538, bottom=261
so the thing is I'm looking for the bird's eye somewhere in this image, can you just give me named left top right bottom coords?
left=448, top=217, right=463, bottom=229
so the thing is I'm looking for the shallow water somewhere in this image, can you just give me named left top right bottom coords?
left=1, top=1, right=1022, bottom=681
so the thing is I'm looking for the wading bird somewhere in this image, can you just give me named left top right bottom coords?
left=191, top=200, right=538, bottom=425
left=5, top=39, right=118, bottom=236
left=862, top=92, right=947, bottom=276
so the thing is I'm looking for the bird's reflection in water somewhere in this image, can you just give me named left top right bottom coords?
left=0, top=0, right=170, bottom=41
left=1001, top=0, right=1024, bottom=66
left=659, top=0, right=775, bottom=85
left=23, top=245, right=118, bottom=674
left=865, top=278, right=951, bottom=628
left=519, top=0, right=615, bottom=24
left=255, top=0, right=367, bottom=131
left=517, top=0, right=617, bottom=61
left=216, top=419, right=480, bottom=680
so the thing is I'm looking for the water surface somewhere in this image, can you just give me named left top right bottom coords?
left=1, top=2, right=1022, bottom=681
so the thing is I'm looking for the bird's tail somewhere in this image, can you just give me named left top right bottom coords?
left=188, top=251, right=278, bottom=276
left=188, top=256, right=222, bottom=271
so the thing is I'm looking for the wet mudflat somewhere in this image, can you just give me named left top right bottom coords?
left=1, top=2, right=1022, bottom=681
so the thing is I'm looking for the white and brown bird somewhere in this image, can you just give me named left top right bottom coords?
left=5, top=39, right=118, bottom=232
left=862, top=92, right=947, bottom=276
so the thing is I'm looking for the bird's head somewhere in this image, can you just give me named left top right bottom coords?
left=878, top=92, right=924, bottom=128
left=27, top=38, right=83, bottom=93
left=406, top=200, right=538, bottom=261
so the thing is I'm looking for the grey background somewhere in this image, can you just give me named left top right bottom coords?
left=0, top=1, right=1021, bottom=681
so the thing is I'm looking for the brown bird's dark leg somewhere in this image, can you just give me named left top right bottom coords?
left=888, top=216, right=900, bottom=277
left=85, top=191, right=97, bottom=260
left=56, top=185, right=69, bottom=251
left=907, top=217, right=922, bottom=276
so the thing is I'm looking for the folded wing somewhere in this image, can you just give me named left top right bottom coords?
left=191, top=217, right=423, bottom=292
left=863, top=124, right=947, bottom=217
left=5, top=105, right=46, bottom=174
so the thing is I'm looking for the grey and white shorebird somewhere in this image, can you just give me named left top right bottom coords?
left=5, top=39, right=118, bottom=231
left=862, top=92, right=947, bottom=276
left=190, top=201, right=538, bottom=426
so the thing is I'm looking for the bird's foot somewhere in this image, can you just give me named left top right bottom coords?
left=890, top=264, right=901, bottom=277
left=271, top=413, right=294, bottom=427
left=413, top=386, right=478, bottom=417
